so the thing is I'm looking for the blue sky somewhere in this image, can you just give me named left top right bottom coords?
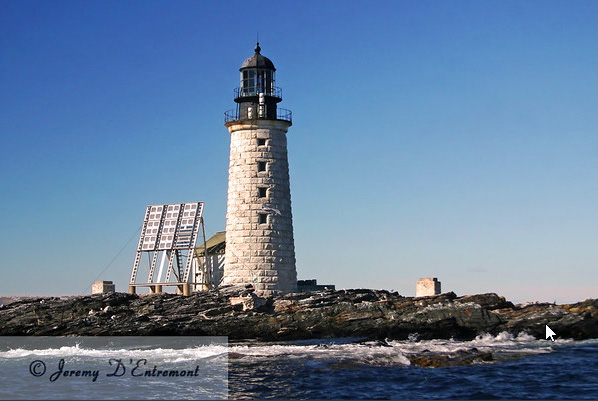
left=1, top=1, right=596, bottom=303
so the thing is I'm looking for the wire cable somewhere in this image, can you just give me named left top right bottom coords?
left=82, top=225, right=142, bottom=294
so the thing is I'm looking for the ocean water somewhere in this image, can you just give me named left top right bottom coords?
left=228, top=334, right=598, bottom=400
left=0, top=333, right=596, bottom=400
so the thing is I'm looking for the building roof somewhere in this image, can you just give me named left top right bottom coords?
left=194, top=231, right=226, bottom=257
left=240, top=42, right=276, bottom=71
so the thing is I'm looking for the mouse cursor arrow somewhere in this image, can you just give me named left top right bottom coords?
left=545, top=325, right=556, bottom=341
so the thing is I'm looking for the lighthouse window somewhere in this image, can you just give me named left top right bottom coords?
left=242, top=70, right=256, bottom=96
left=259, top=213, right=268, bottom=225
left=258, top=161, right=267, bottom=172
left=265, top=70, right=274, bottom=94
left=258, top=187, right=267, bottom=198
left=257, top=138, right=266, bottom=147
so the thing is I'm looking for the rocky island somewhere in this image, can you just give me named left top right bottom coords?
left=1, top=286, right=596, bottom=341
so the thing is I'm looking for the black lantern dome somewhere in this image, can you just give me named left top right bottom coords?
left=240, top=43, right=276, bottom=70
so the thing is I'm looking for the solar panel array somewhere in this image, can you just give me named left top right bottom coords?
left=129, top=202, right=206, bottom=289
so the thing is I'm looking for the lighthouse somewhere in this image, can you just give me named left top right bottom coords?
left=222, top=43, right=297, bottom=296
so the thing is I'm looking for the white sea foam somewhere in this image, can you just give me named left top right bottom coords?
left=385, top=331, right=561, bottom=357
left=228, top=342, right=412, bottom=366
left=0, top=333, right=588, bottom=368
left=0, top=344, right=229, bottom=363
left=225, top=332, right=583, bottom=366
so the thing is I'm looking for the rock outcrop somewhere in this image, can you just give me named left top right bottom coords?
left=0, top=286, right=596, bottom=341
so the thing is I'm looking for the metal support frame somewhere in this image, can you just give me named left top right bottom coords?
left=129, top=202, right=208, bottom=295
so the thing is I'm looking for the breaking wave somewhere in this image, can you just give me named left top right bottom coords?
left=0, top=332, right=588, bottom=367
left=225, top=332, right=582, bottom=367
left=385, top=331, right=566, bottom=356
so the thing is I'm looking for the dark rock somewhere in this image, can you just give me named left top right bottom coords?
left=0, top=289, right=596, bottom=341
left=457, top=293, right=514, bottom=310
left=493, top=298, right=598, bottom=340
left=218, top=285, right=255, bottom=297
left=408, top=350, right=494, bottom=367
left=352, top=292, right=379, bottom=303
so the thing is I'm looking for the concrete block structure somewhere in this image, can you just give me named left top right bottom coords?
left=416, top=277, right=441, bottom=297
left=297, top=279, right=335, bottom=293
left=92, top=280, right=115, bottom=295
left=222, top=43, right=297, bottom=296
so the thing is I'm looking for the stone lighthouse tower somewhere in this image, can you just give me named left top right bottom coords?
left=222, top=43, right=297, bottom=296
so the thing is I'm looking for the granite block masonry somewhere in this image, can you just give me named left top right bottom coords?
left=222, top=43, right=297, bottom=296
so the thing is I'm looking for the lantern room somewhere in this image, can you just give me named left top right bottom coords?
left=225, top=43, right=291, bottom=123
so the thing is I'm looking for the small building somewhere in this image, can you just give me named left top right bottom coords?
left=92, top=280, right=115, bottom=294
left=193, top=231, right=226, bottom=291
left=297, top=279, right=335, bottom=293
left=416, top=277, right=441, bottom=297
